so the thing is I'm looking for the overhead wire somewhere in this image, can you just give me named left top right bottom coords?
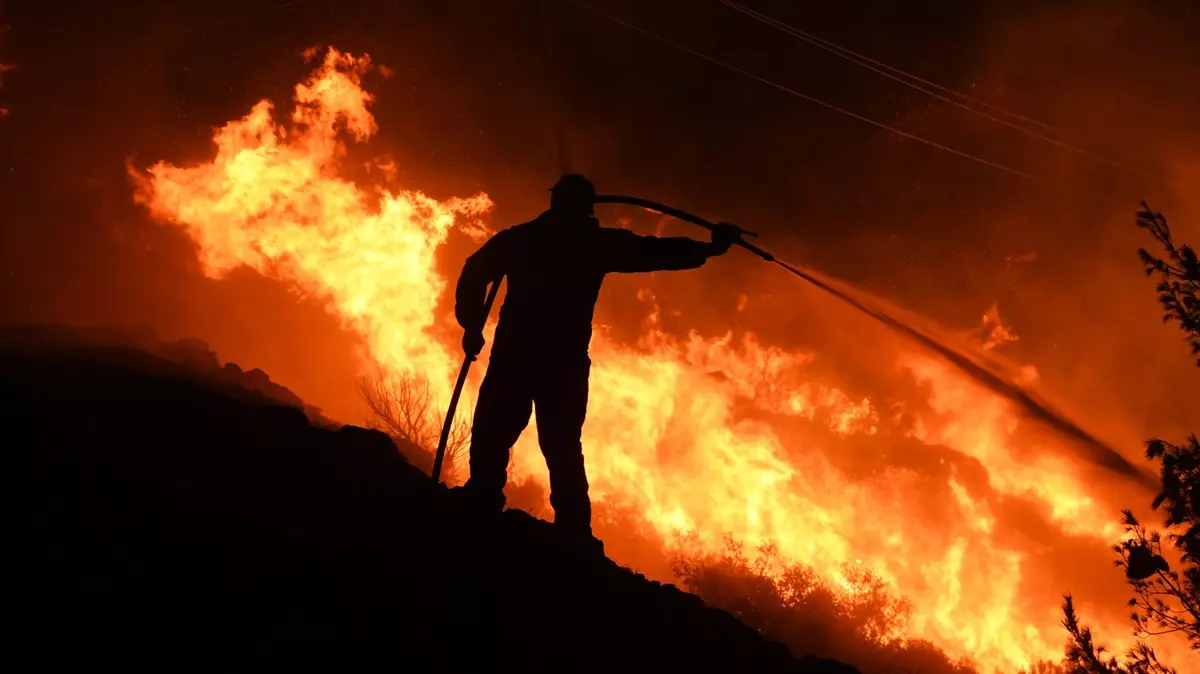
left=717, top=0, right=1157, bottom=180
left=560, top=0, right=1036, bottom=181
left=719, top=0, right=1095, bottom=141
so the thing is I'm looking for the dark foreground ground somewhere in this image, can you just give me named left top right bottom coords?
left=8, top=325, right=858, bottom=673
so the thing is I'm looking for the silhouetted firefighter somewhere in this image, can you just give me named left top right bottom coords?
left=453, top=174, right=740, bottom=549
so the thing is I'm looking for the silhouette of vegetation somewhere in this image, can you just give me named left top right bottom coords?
left=0, top=323, right=325, bottom=419
left=1136, top=204, right=1200, bottom=367
left=1063, top=595, right=1178, bottom=674
left=357, top=366, right=470, bottom=484
left=1061, top=204, right=1200, bottom=673
left=13, top=326, right=859, bottom=673
left=672, top=535, right=985, bottom=674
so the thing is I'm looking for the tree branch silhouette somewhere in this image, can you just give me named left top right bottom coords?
left=1061, top=205, right=1199, bottom=673
left=357, top=366, right=471, bottom=485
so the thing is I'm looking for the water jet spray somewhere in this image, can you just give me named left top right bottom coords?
left=594, top=194, right=1159, bottom=491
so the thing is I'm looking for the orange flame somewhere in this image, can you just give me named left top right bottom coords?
left=132, top=47, right=1192, bottom=672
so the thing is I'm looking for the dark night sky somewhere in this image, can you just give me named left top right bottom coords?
left=0, top=0, right=1197, bottom=432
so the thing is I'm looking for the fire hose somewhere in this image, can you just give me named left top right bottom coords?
left=431, top=195, right=1157, bottom=490
left=431, top=278, right=501, bottom=484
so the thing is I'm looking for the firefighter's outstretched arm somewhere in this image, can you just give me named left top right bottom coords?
left=605, top=223, right=741, bottom=273
left=455, top=230, right=512, bottom=357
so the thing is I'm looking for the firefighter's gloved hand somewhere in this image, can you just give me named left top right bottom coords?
left=462, top=329, right=485, bottom=361
left=710, top=222, right=742, bottom=255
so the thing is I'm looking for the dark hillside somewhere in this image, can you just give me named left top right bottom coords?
left=8, top=325, right=859, bottom=674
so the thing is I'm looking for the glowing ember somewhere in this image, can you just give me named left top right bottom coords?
left=1, top=55, right=13, bottom=117
left=977, top=303, right=1019, bottom=352
left=133, top=47, right=1168, bottom=672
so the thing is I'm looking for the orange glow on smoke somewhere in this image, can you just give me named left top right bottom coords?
left=133, top=48, right=1167, bottom=672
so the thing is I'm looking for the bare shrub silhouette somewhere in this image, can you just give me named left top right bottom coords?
left=357, top=366, right=471, bottom=485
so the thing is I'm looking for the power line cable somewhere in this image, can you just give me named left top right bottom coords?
left=561, top=0, right=1036, bottom=181
left=719, top=1, right=1098, bottom=143
left=718, top=0, right=1156, bottom=180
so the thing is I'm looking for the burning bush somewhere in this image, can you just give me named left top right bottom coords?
left=671, top=535, right=984, bottom=674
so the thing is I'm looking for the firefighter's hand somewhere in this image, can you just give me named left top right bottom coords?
left=462, top=329, right=485, bottom=361
left=710, top=222, right=741, bottom=255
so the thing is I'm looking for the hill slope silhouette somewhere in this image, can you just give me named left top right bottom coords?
left=9, top=324, right=858, bottom=673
